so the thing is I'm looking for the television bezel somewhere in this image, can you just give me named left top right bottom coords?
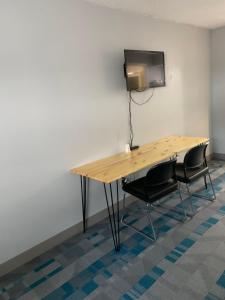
left=124, top=49, right=166, bottom=91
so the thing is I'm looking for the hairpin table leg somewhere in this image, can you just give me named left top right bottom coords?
left=103, top=180, right=120, bottom=251
left=80, top=176, right=87, bottom=233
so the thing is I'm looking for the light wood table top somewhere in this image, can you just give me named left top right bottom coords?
left=71, top=136, right=209, bottom=184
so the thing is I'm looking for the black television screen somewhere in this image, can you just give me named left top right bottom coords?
left=124, top=49, right=165, bottom=91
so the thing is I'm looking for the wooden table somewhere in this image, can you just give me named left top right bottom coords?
left=71, top=135, right=209, bottom=251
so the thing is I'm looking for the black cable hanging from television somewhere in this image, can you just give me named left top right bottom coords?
left=128, top=88, right=155, bottom=148
left=129, top=88, right=155, bottom=106
left=128, top=96, right=134, bottom=148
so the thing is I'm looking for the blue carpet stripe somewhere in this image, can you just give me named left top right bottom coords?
left=34, top=258, right=55, bottom=272
left=48, top=266, right=64, bottom=278
left=120, top=266, right=164, bottom=299
left=204, top=292, right=223, bottom=300
left=205, top=267, right=225, bottom=300
left=216, top=270, right=225, bottom=289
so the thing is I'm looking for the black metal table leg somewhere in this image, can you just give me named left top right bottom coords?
left=80, top=176, right=87, bottom=233
left=103, top=180, right=120, bottom=251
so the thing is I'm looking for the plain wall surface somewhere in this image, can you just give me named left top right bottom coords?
left=211, top=27, right=225, bottom=154
left=0, top=0, right=210, bottom=264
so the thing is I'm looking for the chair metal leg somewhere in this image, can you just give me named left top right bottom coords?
left=182, top=172, right=216, bottom=217
left=121, top=216, right=157, bottom=241
left=208, top=171, right=216, bottom=201
left=146, top=204, right=157, bottom=240
left=178, top=183, right=187, bottom=221
left=185, top=183, right=195, bottom=216
left=204, top=175, right=208, bottom=189
left=103, top=181, right=120, bottom=252
left=186, top=173, right=215, bottom=202
left=121, top=203, right=157, bottom=242
left=152, top=185, right=188, bottom=222
left=186, top=183, right=191, bottom=195
left=122, top=193, right=126, bottom=209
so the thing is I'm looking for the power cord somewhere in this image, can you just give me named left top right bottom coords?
left=128, top=96, right=134, bottom=147
left=129, top=88, right=155, bottom=105
left=128, top=88, right=155, bottom=148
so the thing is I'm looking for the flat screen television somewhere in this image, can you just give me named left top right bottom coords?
left=124, top=49, right=165, bottom=91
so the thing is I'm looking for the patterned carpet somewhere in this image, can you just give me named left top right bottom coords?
left=1, top=160, right=225, bottom=300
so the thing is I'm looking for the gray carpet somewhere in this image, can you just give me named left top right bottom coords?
left=0, top=160, right=225, bottom=300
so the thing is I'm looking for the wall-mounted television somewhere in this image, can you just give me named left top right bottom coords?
left=124, top=49, right=166, bottom=91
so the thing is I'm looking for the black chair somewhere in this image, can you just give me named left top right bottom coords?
left=121, top=158, right=187, bottom=241
left=175, top=143, right=216, bottom=211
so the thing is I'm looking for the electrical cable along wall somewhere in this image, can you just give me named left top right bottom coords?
left=128, top=89, right=155, bottom=149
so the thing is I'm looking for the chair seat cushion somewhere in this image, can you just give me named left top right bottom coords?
left=123, top=178, right=178, bottom=203
left=175, top=163, right=208, bottom=183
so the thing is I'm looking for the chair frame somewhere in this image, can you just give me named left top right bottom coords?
left=121, top=201, right=158, bottom=241
left=121, top=158, right=187, bottom=242
left=180, top=143, right=216, bottom=203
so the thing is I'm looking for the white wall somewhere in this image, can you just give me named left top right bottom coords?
left=0, top=0, right=210, bottom=264
left=211, top=27, right=225, bottom=154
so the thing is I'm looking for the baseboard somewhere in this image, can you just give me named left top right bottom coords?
left=0, top=195, right=135, bottom=278
left=206, top=153, right=213, bottom=161
left=212, top=153, right=225, bottom=161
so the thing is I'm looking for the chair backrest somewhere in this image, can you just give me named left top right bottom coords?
left=184, top=143, right=208, bottom=169
left=145, top=158, right=177, bottom=187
